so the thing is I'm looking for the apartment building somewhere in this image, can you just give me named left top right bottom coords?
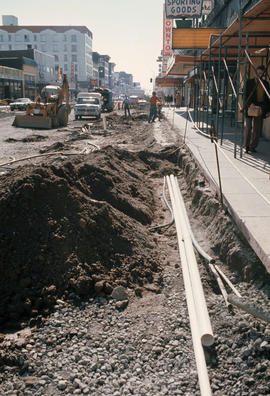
left=0, top=16, right=93, bottom=86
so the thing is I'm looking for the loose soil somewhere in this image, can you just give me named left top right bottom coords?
left=0, top=110, right=269, bottom=395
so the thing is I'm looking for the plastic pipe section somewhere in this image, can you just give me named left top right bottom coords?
left=166, top=175, right=212, bottom=396
left=169, top=174, right=214, bottom=347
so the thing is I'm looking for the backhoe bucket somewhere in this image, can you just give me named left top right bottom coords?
left=13, top=115, right=53, bottom=129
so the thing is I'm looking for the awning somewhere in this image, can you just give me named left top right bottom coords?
left=172, top=28, right=224, bottom=49
left=155, top=76, right=183, bottom=87
left=202, top=0, right=270, bottom=59
left=166, top=55, right=196, bottom=76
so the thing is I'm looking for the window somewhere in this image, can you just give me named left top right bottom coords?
left=63, top=35, right=67, bottom=42
left=71, top=45, right=77, bottom=52
left=64, top=54, right=67, bottom=62
left=41, top=45, right=46, bottom=52
left=54, top=55, right=59, bottom=62
left=34, top=45, right=37, bottom=49
left=8, top=45, right=12, bottom=50
left=64, top=45, right=67, bottom=52
left=75, top=64, right=78, bottom=72
left=8, top=35, right=11, bottom=41
left=0, top=35, right=3, bottom=42
left=64, top=64, right=67, bottom=71
left=41, top=34, right=46, bottom=42
left=72, top=55, right=77, bottom=62
left=53, top=45, right=58, bottom=52
left=55, top=65, right=59, bottom=71
left=27, top=44, right=32, bottom=49
left=24, top=34, right=29, bottom=42
left=34, top=35, right=37, bottom=41
left=71, top=35, right=77, bottom=42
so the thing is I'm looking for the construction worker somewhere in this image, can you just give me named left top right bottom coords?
left=122, top=96, right=131, bottom=119
left=148, top=91, right=161, bottom=123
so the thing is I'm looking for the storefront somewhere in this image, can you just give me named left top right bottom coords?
left=0, top=65, right=23, bottom=100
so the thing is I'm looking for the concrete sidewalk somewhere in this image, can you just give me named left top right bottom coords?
left=165, top=107, right=270, bottom=274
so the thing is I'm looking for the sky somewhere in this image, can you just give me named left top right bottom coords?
left=1, top=0, right=165, bottom=92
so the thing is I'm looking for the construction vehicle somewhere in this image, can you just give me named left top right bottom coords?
left=12, top=75, right=71, bottom=129
left=92, top=87, right=113, bottom=112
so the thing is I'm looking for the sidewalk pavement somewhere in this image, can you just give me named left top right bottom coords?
left=165, top=107, right=270, bottom=274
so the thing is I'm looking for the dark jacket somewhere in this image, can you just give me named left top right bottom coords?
left=244, top=78, right=270, bottom=117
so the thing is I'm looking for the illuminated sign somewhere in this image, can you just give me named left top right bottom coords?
left=165, top=0, right=203, bottom=19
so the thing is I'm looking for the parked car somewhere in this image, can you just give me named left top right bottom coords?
left=10, top=98, right=33, bottom=111
left=74, top=96, right=102, bottom=120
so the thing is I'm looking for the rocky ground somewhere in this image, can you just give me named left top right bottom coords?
left=0, top=109, right=269, bottom=395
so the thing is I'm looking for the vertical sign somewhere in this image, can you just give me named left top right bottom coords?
left=71, top=62, right=75, bottom=82
left=163, top=5, right=173, bottom=57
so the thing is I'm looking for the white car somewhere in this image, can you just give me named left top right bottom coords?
left=10, top=98, right=33, bottom=111
left=74, top=97, right=102, bottom=120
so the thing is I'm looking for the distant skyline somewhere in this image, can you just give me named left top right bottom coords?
left=1, top=0, right=165, bottom=92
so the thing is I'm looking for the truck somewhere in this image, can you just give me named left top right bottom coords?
left=74, top=92, right=102, bottom=120
left=12, top=75, right=71, bottom=129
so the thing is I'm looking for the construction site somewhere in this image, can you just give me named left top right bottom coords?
left=0, top=100, right=269, bottom=395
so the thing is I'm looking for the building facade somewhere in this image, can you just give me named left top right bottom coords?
left=0, top=56, right=37, bottom=98
left=0, top=49, right=55, bottom=88
left=0, top=16, right=93, bottom=86
left=0, top=65, right=23, bottom=99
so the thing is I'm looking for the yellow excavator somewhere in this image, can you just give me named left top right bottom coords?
left=12, top=74, right=71, bottom=129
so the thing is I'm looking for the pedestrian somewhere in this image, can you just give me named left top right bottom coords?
left=122, top=96, right=131, bottom=119
left=157, top=100, right=163, bottom=121
left=244, top=65, right=270, bottom=153
left=176, top=91, right=182, bottom=108
left=148, top=91, right=161, bottom=123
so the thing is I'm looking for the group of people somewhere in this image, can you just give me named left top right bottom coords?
left=121, top=92, right=163, bottom=123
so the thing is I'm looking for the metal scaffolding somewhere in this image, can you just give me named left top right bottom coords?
left=189, top=0, right=270, bottom=158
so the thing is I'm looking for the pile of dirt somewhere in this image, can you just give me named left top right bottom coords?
left=0, top=146, right=176, bottom=329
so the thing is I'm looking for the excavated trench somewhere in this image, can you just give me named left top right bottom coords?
left=0, top=137, right=269, bottom=332
left=0, top=113, right=270, bottom=394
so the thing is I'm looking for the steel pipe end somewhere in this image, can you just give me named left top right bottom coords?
left=201, top=334, right=215, bottom=347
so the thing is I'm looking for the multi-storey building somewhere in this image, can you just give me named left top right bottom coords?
left=0, top=56, right=37, bottom=98
left=0, top=49, right=55, bottom=88
left=0, top=15, right=93, bottom=87
left=92, top=52, right=111, bottom=89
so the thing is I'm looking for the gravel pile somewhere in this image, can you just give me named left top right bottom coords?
left=0, top=239, right=270, bottom=395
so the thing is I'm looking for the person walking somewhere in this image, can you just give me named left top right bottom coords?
left=122, top=96, right=131, bottom=119
left=244, top=65, right=270, bottom=153
left=148, top=91, right=161, bottom=123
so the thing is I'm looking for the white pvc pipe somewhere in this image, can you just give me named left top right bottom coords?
left=166, top=176, right=212, bottom=396
left=170, top=174, right=214, bottom=347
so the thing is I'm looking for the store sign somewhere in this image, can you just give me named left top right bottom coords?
left=165, top=0, right=203, bottom=19
left=163, top=6, right=173, bottom=57
left=202, top=0, right=213, bottom=15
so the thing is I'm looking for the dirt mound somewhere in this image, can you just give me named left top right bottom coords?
left=0, top=147, right=165, bottom=329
